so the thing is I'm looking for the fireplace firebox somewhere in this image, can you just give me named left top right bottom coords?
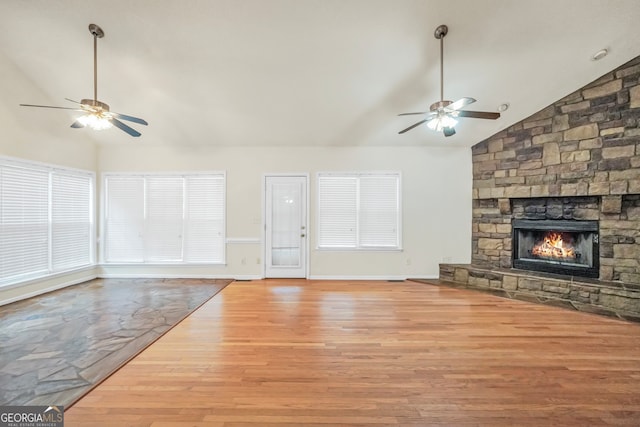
left=512, top=219, right=599, bottom=278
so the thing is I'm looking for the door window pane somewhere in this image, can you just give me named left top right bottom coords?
left=271, top=182, right=301, bottom=266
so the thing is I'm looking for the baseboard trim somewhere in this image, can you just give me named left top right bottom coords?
left=231, top=275, right=264, bottom=281
left=0, top=273, right=99, bottom=307
left=308, top=275, right=438, bottom=281
left=98, top=273, right=263, bottom=281
left=1, top=273, right=439, bottom=306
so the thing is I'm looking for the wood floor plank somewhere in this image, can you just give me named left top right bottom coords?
left=65, top=279, right=640, bottom=426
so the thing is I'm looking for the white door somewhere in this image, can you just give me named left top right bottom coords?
left=265, top=176, right=307, bottom=278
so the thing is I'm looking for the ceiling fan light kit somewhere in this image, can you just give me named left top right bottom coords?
left=20, top=24, right=148, bottom=137
left=426, top=113, right=457, bottom=131
left=398, top=24, right=500, bottom=137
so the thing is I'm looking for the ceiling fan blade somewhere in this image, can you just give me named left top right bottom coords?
left=443, top=126, right=456, bottom=137
left=457, top=110, right=501, bottom=120
left=109, top=117, right=141, bottom=137
left=111, top=112, right=148, bottom=126
left=447, top=97, right=476, bottom=111
left=398, top=112, right=427, bottom=116
left=65, top=98, right=82, bottom=104
left=398, top=119, right=427, bottom=134
left=20, top=104, right=81, bottom=111
left=70, top=120, right=86, bottom=128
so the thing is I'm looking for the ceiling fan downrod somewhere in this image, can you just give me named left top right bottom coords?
left=88, top=24, right=104, bottom=106
left=434, top=24, right=448, bottom=106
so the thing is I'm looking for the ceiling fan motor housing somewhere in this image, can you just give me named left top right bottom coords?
left=430, top=100, right=452, bottom=112
left=81, top=99, right=109, bottom=112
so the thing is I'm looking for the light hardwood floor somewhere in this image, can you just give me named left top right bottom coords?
left=66, top=279, right=640, bottom=426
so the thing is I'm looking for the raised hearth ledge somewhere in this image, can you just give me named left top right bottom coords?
left=435, top=263, right=640, bottom=322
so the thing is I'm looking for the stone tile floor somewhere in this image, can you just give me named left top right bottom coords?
left=0, top=278, right=231, bottom=407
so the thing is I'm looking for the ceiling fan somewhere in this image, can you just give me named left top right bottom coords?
left=20, top=24, right=147, bottom=137
left=398, top=24, right=500, bottom=137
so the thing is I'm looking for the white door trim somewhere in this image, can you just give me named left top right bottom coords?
left=262, top=173, right=310, bottom=279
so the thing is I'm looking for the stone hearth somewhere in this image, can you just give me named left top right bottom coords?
left=440, top=56, right=640, bottom=320
left=439, top=264, right=640, bottom=321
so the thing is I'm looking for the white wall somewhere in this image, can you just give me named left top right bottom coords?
left=98, top=144, right=472, bottom=279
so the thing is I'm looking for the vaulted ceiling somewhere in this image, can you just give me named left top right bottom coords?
left=1, top=0, right=639, bottom=148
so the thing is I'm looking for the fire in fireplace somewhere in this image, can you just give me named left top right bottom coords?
left=531, top=231, right=577, bottom=260
left=512, top=219, right=599, bottom=278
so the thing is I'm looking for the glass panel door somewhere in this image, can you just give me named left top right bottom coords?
left=265, top=176, right=307, bottom=278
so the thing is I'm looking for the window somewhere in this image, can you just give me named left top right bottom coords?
left=103, top=173, right=225, bottom=264
left=317, top=172, right=401, bottom=250
left=0, top=157, right=94, bottom=286
left=52, top=171, right=94, bottom=270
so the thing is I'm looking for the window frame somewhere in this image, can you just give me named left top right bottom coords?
left=100, top=171, right=226, bottom=265
left=316, top=171, right=402, bottom=251
left=0, top=156, right=95, bottom=288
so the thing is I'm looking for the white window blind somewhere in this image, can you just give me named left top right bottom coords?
left=317, top=172, right=401, bottom=250
left=184, top=176, right=225, bottom=263
left=359, top=175, right=399, bottom=248
left=0, top=165, right=49, bottom=283
left=318, top=176, right=357, bottom=248
left=0, top=158, right=95, bottom=287
left=103, top=173, right=225, bottom=264
left=104, top=176, right=145, bottom=262
left=145, top=176, right=184, bottom=262
left=52, top=172, right=93, bottom=271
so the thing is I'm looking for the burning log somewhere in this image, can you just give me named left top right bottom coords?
left=531, top=232, right=576, bottom=260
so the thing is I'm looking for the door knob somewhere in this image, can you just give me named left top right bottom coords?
left=301, top=234, right=306, bottom=238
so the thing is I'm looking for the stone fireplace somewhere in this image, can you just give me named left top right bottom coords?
left=439, top=56, right=640, bottom=321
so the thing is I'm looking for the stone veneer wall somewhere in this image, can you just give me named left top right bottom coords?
left=471, top=56, right=640, bottom=284
left=438, top=56, right=640, bottom=320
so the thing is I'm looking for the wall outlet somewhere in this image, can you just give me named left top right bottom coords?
left=256, top=257, right=261, bottom=264
left=405, top=258, right=412, bottom=266
left=241, top=257, right=247, bottom=265
left=442, top=256, right=452, bottom=263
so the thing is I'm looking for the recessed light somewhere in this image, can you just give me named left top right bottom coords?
left=592, top=49, right=608, bottom=61
left=497, top=103, right=510, bottom=112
